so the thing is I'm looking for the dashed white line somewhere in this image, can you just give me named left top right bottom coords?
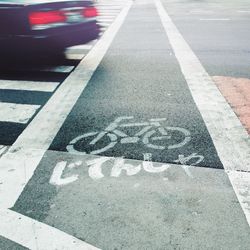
left=0, top=102, right=40, bottom=124
left=155, top=0, right=250, bottom=226
left=0, top=80, right=59, bottom=92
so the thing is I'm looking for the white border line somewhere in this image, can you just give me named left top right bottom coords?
left=0, top=1, right=132, bottom=248
left=155, top=0, right=250, bottom=225
left=0, top=209, right=100, bottom=250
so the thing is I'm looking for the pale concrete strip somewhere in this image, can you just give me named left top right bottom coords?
left=0, top=0, right=132, bottom=210
left=0, top=102, right=40, bottom=124
left=155, top=0, right=250, bottom=225
left=0, top=80, right=59, bottom=92
left=0, top=209, right=99, bottom=250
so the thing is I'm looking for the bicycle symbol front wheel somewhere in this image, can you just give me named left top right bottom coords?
left=143, top=126, right=191, bottom=150
left=66, top=132, right=117, bottom=155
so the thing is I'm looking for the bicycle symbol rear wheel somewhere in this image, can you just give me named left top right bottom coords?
left=66, top=132, right=117, bottom=155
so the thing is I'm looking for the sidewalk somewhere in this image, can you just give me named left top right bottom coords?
left=213, top=76, right=250, bottom=134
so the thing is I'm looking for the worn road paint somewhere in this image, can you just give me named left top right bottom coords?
left=155, top=0, right=250, bottom=225
left=0, top=209, right=100, bottom=250
left=49, top=154, right=197, bottom=186
left=0, top=102, right=40, bottom=124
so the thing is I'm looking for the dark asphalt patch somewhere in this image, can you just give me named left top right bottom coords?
left=0, top=122, right=25, bottom=146
left=0, top=90, right=51, bottom=106
left=49, top=1, right=223, bottom=169
left=0, top=236, right=28, bottom=250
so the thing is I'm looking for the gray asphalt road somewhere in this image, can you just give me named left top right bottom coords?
left=11, top=0, right=250, bottom=249
left=163, top=0, right=250, bottom=79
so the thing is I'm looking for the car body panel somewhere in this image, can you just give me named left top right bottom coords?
left=0, top=0, right=100, bottom=53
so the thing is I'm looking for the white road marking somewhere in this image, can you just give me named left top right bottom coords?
left=49, top=161, right=79, bottom=186
left=97, top=6, right=121, bottom=10
left=0, top=0, right=132, bottom=209
left=99, top=14, right=117, bottom=18
left=98, top=22, right=110, bottom=27
left=0, top=1, right=132, bottom=248
left=41, top=66, right=75, bottom=73
left=237, top=10, right=250, bottom=13
left=199, top=18, right=230, bottom=21
left=97, top=17, right=115, bottom=21
left=0, top=145, right=8, bottom=157
left=18, top=65, right=75, bottom=73
left=65, top=53, right=85, bottom=60
left=0, top=80, right=59, bottom=92
left=0, top=209, right=99, bottom=250
left=100, top=27, right=107, bottom=32
left=0, top=102, right=40, bottom=124
left=68, top=44, right=93, bottom=51
left=49, top=155, right=194, bottom=184
left=155, top=0, right=250, bottom=225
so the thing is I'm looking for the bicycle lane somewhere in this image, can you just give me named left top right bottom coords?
left=53, top=2, right=222, bottom=168
left=10, top=0, right=250, bottom=249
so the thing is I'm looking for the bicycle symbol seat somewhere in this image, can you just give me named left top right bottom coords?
left=66, top=116, right=191, bottom=155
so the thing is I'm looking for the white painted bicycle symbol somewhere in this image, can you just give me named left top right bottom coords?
left=66, top=116, right=191, bottom=155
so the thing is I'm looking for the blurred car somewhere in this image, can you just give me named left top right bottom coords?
left=0, top=0, right=100, bottom=56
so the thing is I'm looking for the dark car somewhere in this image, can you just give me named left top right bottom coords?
left=0, top=0, right=100, bottom=56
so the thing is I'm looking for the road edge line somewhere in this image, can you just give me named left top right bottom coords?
left=155, top=0, right=250, bottom=225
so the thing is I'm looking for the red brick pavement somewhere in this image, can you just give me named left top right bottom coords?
left=213, top=76, right=250, bottom=134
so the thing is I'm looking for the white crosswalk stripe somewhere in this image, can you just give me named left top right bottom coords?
left=0, top=0, right=125, bottom=126
left=65, top=1, right=124, bottom=60
left=0, top=80, right=60, bottom=92
left=0, top=102, right=40, bottom=124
